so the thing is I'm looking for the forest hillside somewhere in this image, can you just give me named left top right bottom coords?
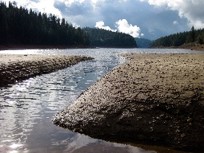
left=151, top=27, right=204, bottom=49
left=84, top=27, right=137, bottom=48
left=0, top=2, right=89, bottom=48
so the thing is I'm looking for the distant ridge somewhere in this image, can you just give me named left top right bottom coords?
left=84, top=27, right=137, bottom=48
left=135, top=38, right=152, bottom=48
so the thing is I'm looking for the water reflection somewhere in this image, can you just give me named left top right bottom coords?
left=0, top=48, right=200, bottom=153
left=63, top=134, right=156, bottom=153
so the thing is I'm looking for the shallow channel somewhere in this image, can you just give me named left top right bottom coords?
left=0, top=48, right=201, bottom=153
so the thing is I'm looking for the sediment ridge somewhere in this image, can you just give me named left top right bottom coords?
left=0, top=54, right=93, bottom=87
left=53, top=53, right=204, bottom=151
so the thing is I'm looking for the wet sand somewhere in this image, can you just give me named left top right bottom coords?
left=0, top=54, right=93, bottom=87
left=54, top=53, right=204, bottom=151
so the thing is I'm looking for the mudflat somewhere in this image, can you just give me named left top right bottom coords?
left=54, top=53, right=204, bottom=151
left=0, top=54, right=93, bottom=87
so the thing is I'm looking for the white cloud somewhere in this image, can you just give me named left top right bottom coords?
left=60, top=0, right=86, bottom=6
left=57, top=0, right=100, bottom=8
left=116, top=19, right=141, bottom=38
left=141, top=0, right=204, bottom=29
left=95, top=21, right=116, bottom=32
left=95, top=19, right=141, bottom=38
left=2, top=0, right=62, bottom=17
left=37, top=0, right=62, bottom=17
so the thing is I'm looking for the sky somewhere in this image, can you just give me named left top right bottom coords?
left=1, top=0, right=204, bottom=40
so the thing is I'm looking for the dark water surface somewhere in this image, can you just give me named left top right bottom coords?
left=0, top=48, right=201, bottom=153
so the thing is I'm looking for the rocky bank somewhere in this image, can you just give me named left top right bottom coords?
left=0, top=54, right=93, bottom=87
left=53, top=53, right=204, bottom=151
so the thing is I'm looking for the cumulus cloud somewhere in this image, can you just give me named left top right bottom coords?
left=95, top=19, right=142, bottom=38
left=54, top=0, right=101, bottom=27
left=2, top=0, right=62, bottom=17
left=141, top=0, right=204, bottom=28
left=116, top=19, right=141, bottom=38
left=95, top=21, right=116, bottom=32
left=57, top=0, right=99, bottom=7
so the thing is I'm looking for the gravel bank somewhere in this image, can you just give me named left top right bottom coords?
left=53, top=53, right=204, bottom=151
left=0, top=54, right=93, bottom=87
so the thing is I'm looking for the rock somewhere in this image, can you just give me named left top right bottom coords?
left=53, top=53, right=204, bottom=151
left=0, top=54, right=93, bottom=87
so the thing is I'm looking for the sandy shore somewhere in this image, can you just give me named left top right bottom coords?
left=179, top=43, right=204, bottom=51
left=0, top=54, right=93, bottom=87
left=54, top=53, right=204, bottom=151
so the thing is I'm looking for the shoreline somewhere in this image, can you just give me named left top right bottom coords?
left=179, top=43, right=204, bottom=51
left=53, top=53, right=204, bottom=152
left=1, top=43, right=204, bottom=51
left=152, top=43, right=204, bottom=51
left=0, top=45, right=90, bottom=51
left=0, top=54, right=93, bottom=87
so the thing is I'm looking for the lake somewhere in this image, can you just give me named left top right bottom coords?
left=0, top=48, right=202, bottom=153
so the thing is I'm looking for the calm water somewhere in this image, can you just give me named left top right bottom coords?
left=0, top=48, right=201, bottom=153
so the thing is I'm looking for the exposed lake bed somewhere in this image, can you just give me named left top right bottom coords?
left=0, top=48, right=203, bottom=153
left=0, top=54, right=93, bottom=87
left=54, top=53, right=204, bottom=152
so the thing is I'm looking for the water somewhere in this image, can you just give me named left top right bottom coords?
left=0, top=48, right=201, bottom=153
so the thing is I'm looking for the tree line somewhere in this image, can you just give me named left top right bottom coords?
left=84, top=28, right=137, bottom=48
left=151, top=26, right=204, bottom=47
left=0, top=2, right=89, bottom=48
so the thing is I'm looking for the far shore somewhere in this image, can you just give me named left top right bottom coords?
left=1, top=43, right=204, bottom=51
left=179, top=43, right=204, bottom=51
left=0, top=44, right=90, bottom=51
left=152, top=43, right=204, bottom=51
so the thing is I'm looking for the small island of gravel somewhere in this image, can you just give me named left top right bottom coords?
left=0, top=54, right=93, bottom=87
left=53, top=53, right=204, bottom=152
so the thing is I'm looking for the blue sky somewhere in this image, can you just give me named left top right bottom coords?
left=1, top=0, right=204, bottom=40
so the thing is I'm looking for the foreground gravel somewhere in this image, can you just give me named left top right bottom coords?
left=0, top=54, right=93, bottom=87
left=53, top=53, right=204, bottom=151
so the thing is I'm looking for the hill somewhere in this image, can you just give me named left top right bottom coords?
left=151, top=27, right=204, bottom=49
left=84, top=28, right=137, bottom=48
left=135, top=38, right=152, bottom=48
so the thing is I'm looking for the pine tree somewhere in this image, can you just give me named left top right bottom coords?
left=191, top=26, right=195, bottom=42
